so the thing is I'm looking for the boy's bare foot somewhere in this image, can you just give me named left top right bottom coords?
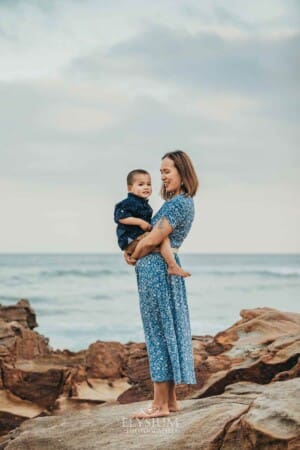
left=168, top=265, right=191, bottom=277
left=130, top=404, right=170, bottom=419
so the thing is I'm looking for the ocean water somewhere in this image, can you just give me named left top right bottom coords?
left=0, top=253, right=299, bottom=351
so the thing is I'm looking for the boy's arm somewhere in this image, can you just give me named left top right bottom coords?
left=119, top=217, right=152, bottom=231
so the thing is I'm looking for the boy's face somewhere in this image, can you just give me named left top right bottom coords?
left=128, top=174, right=152, bottom=199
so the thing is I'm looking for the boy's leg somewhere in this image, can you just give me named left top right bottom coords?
left=125, top=232, right=150, bottom=256
left=160, top=237, right=191, bottom=277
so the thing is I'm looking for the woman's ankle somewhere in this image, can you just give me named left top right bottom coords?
left=152, top=401, right=169, bottom=409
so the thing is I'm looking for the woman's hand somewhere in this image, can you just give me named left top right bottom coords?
left=124, top=250, right=137, bottom=266
left=130, top=217, right=172, bottom=260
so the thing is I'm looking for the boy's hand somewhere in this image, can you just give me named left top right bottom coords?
left=124, top=250, right=136, bottom=266
left=139, top=220, right=152, bottom=231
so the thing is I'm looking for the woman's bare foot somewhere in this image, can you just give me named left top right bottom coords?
left=168, top=264, right=191, bottom=278
left=168, top=401, right=180, bottom=412
left=130, top=403, right=170, bottom=419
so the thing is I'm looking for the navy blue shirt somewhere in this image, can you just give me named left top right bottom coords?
left=114, top=193, right=153, bottom=250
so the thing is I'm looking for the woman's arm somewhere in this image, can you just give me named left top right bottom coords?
left=130, top=217, right=172, bottom=260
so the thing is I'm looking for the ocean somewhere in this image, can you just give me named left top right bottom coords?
left=0, top=253, right=299, bottom=351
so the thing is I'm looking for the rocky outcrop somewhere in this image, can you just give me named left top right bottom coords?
left=0, top=300, right=299, bottom=448
left=191, top=308, right=300, bottom=399
left=0, top=300, right=49, bottom=364
left=2, top=378, right=299, bottom=450
left=0, top=300, right=37, bottom=331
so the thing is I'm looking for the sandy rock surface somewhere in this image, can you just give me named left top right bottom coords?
left=2, top=379, right=299, bottom=450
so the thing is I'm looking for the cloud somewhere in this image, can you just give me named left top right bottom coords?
left=70, top=23, right=300, bottom=97
left=0, top=74, right=298, bottom=194
left=213, top=5, right=253, bottom=30
left=0, top=0, right=299, bottom=251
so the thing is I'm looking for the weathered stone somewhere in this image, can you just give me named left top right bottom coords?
left=85, top=341, right=128, bottom=379
left=70, top=378, right=132, bottom=403
left=121, top=342, right=148, bottom=382
left=0, top=300, right=37, bottom=330
left=1, top=300, right=300, bottom=448
left=0, top=321, right=50, bottom=366
left=2, top=365, right=65, bottom=408
left=222, top=378, right=300, bottom=450
left=0, top=390, right=43, bottom=436
left=4, top=379, right=299, bottom=450
left=191, top=307, right=300, bottom=399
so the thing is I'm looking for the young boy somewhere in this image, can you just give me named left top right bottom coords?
left=114, top=169, right=190, bottom=277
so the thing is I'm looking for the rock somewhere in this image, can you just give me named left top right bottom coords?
left=117, top=342, right=152, bottom=403
left=68, top=378, right=132, bottom=403
left=1, top=300, right=300, bottom=446
left=221, top=378, right=300, bottom=450
left=0, top=319, right=50, bottom=365
left=3, top=378, right=300, bottom=450
left=0, top=300, right=37, bottom=330
left=121, top=343, right=148, bottom=382
left=191, top=307, right=300, bottom=399
left=2, top=365, right=65, bottom=408
left=0, top=390, right=43, bottom=437
left=85, top=341, right=128, bottom=378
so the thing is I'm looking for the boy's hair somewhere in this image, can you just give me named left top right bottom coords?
left=127, top=169, right=150, bottom=186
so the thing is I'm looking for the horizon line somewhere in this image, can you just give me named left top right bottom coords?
left=0, top=252, right=299, bottom=256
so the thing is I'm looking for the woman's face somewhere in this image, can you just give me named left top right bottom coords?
left=160, top=157, right=182, bottom=195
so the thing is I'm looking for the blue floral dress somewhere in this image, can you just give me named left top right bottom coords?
left=135, top=194, right=197, bottom=384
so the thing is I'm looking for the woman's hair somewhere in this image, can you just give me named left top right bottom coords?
left=160, top=150, right=199, bottom=199
left=127, top=169, right=150, bottom=186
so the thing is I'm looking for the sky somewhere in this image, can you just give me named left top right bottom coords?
left=0, top=0, right=299, bottom=253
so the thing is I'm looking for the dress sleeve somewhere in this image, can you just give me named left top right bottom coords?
left=114, top=201, right=135, bottom=223
left=160, top=197, right=186, bottom=230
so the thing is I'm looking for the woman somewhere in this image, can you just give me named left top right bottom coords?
left=125, top=150, right=199, bottom=419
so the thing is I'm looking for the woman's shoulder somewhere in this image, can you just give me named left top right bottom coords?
left=168, top=194, right=193, bottom=207
left=163, top=194, right=194, bottom=215
left=153, top=194, right=194, bottom=226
